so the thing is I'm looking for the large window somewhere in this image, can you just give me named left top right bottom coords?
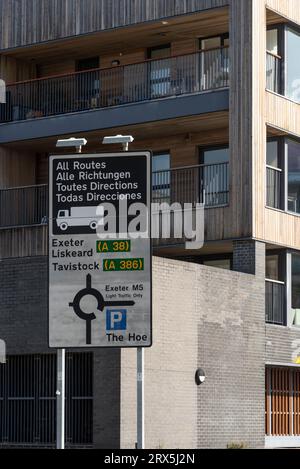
left=288, top=139, right=300, bottom=214
left=199, top=146, right=229, bottom=206
left=265, top=252, right=286, bottom=326
left=286, top=28, right=300, bottom=103
left=266, top=24, right=300, bottom=102
left=266, top=137, right=300, bottom=214
left=199, top=34, right=229, bottom=90
left=292, top=254, right=300, bottom=327
left=148, top=45, right=171, bottom=98
left=152, top=152, right=171, bottom=203
left=266, top=139, right=284, bottom=210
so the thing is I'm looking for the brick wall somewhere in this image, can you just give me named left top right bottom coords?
left=0, top=256, right=121, bottom=449
left=0, top=249, right=266, bottom=449
left=121, top=249, right=266, bottom=449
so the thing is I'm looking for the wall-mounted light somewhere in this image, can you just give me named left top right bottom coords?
left=195, top=369, right=206, bottom=386
left=111, top=60, right=120, bottom=66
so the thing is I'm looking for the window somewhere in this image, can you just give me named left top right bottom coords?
left=267, top=140, right=279, bottom=168
left=292, top=255, right=300, bottom=328
left=287, top=139, right=300, bottom=214
left=199, top=146, right=229, bottom=206
left=75, top=57, right=100, bottom=109
left=200, top=146, right=229, bottom=165
left=267, top=29, right=279, bottom=55
left=148, top=45, right=171, bottom=98
left=266, top=27, right=283, bottom=94
left=152, top=152, right=171, bottom=203
left=199, top=34, right=229, bottom=90
left=266, top=255, right=280, bottom=281
left=266, top=24, right=300, bottom=102
left=286, top=28, right=300, bottom=103
left=266, top=138, right=284, bottom=210
left=266, top=253, right=284, bottom=281
left=199, top=34, right=229, bottom=50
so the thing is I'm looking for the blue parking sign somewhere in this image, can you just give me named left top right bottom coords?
left=106, top=309, right=127, bottom=331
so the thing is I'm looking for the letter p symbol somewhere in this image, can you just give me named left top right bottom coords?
left=106, top=310, right=127, bottom=331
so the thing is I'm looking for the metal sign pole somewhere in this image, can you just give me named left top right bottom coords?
left=122, top=141, right=145, bottom=450
left=137, top=347, right=145, bottom=449
left=56, top=348, right=65, bottom=450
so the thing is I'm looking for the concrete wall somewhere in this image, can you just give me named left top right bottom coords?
left=121, top=253, right=266, bottom=449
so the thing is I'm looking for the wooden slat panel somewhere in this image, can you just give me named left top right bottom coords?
left=0, top=0, right=228, bottom=51
left=267, top=368, right=300, bottom=437
left=0, top=147, right=36, bottom=189
left=266, top=368, right=271, bottom=436
left=266, top=0, right=300, bottom=26
left=0, top=225, right=47, bottom=259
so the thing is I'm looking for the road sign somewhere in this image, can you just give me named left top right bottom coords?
left=49, top=152, right=152, bottom=348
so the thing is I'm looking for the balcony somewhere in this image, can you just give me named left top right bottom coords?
left=0, top=48, right=229, bottom=124
left=0, top=163, right=229, bottom=232
left=0, top=185, right=48, bottom=228
left=153, top=162, right=229, bottom=208
left=265, top=279, right=286, bottom=326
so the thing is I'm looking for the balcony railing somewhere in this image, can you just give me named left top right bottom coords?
left=0, top=185, right=48, bottom=228
left=265, top=279, right=286, bottom=326
left=0, top=163, right=229, bottom=230
left=266, top=51, right=282, bottom=94
left=266, top=166, right=283, bottom=210
left=152, top=162, right=229, bottom=208
left=0, top=47, right=229, bottom=123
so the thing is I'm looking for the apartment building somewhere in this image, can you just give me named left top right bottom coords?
left=0, top=0, right=300, bottom=449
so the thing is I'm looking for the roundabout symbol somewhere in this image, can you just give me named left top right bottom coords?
left=69, top=274, right=135, bottom=345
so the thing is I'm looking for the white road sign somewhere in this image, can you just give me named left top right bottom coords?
left=48, top=152, right=152, bottom=348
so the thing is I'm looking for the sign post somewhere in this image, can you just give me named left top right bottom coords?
left=48, top=151, right=152, bottom=448
left=56, top=348, right=65, bottom=450
left=137, top=347, right=145, bottom=449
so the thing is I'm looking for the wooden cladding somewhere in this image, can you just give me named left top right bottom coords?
left=0, top=0, right=228, bottom=50
left=266, top=367, right=300, bottom=436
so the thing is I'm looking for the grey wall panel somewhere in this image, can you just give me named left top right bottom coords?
left=0, top=89, right=229, bottom=144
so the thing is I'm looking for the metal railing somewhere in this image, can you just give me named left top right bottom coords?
left=0, top=353, right=93, bottom=447
left=0, top=184, right=48, bottom=228
left=152, top=162, right=229, bottom=207
left=0, top=47, right=229, bottom=123
left=266, top=51, right=282, bottom=94
left=265, top=279, right=286, bottom=326
left=0, top=163, right=228, bottom=232
left=266, top=166, right=283, bottom=210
